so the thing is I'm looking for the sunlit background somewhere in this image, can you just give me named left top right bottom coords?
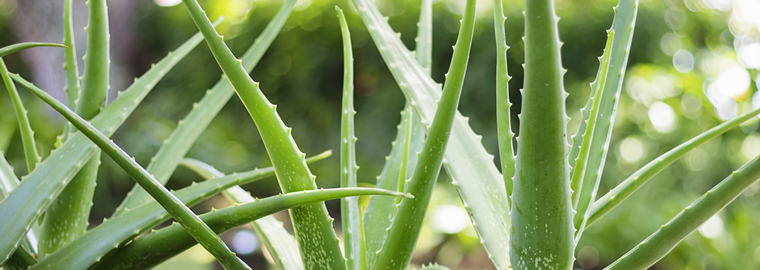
left=0, top=0, right=759, bottom=269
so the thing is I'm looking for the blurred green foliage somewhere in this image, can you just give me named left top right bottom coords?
left=0, top=0, right=758, bottom=268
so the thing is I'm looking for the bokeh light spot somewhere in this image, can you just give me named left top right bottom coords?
left=649, top=102, right=677, bottom=133
left=741, top=135, right=760, bottom=162
left=154, top=0, right=181, bottom=7
left=673, top=49, right=695, bottom=73
left=698, top=215, right=725, bottom=239
left=431, top=205, right=469, bottom=234
left=231, top=230, right=259, bottom=255
left=619, top=136, right=645, bottom=163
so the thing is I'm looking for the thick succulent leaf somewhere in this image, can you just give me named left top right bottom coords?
left=350, top=0, right=510, bottom=268
left=114, top=0, right=297, bottom=215
left=15, top=75, right=248, bottom=269
left=570, top=30, right=616, bottom=239
left=249, top=209, right=304, bottom=270
left=0, top=151, right=18, bottom=199
left=2, top=246, right=36, bottom=270
left=606, top=155, right=760, bottom=269
left=77, top=0, right=109, bottom=120
left=588, top=106, right=760, bottom=226
left=0, top=32, right=203, bottom=263
left=61, top=0, right=80, bottom=140
left=414, top=0, right=433, bottom=72
left=372, top=0, right=475, bottom=268
left=0, top=42, right=63, bottom=57
left=336, top=7, right=364, bottom=270
left=571, top=0, right=639, bottom=241
left=31, top=164, right=287, bottom=270
left=180, top=157, right=311, bottom=270
left=362, top=106, right=424, bottom=266
left=493, top=0, right=515, bottom=200
left=92, top=188, right=409, bottom=270
left=0, top=152, right=36, bottom=269
left=510, top=0, right=574, bottom=268
left=362, top=0, right=429, bottom=263
left=0, top=59, right=39, bottom=171
left=180, top=0, right=345, bottom=268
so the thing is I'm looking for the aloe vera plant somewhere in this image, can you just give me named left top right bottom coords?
left=1, top=0, right=758, bottom=269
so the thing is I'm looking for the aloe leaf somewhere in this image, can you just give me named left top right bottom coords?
left=362, top=106, right=424, bottom=266
left=114, top=0, right=296, bottom=215
left=569, top=98, right=593, bottom=170
left=40, top=156, right=100, bottom=256
left=0, top=59, right=39, bottom=171
left=510, top=0, right=574, bottom=267
left=350, top=0, right=510, bottom=267
left=179, top=1, right=345, bottom=268
left=180, top=157, right=308, bottom=270
left=61, top=0, right=81, bottom=141
left=571, top=0, right=639, bottom=241
left=31, top=163, right=290, bottom=270
left=588, top=106, right=760, bottom=227
left=4, top=249, right=36, bottom=270
left=93, top=188, right=409, bottom=270
left=605, top=155, right=760, bottom=269
left=0, top=33, right=202, bottom=263
left=414, top=0, right=433, bottom=73
left=0, top=152, right=36, bottom=269
left=77, top=0, right=109, bottom=119
left=362, top=0, right=430, bottom=264
left=1, top=57, right=44, bottom=265
left=0, top=151, right=18, bottom=199
left=335, top=7, right=364, bottom=270
left=36, top=152, right=327, bottom=270
left=15, top=75, right=249, bottom=269
left=0, top=42, right=63, bottom=58
left=40, top=0, right=112, bottom=254
left=493, top=0, right=515, bottom=200
left=371, top=0, right=475, bottom=268
left=570, top=30, right=615, bottom=239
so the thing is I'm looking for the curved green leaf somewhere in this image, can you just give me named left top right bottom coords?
left=571, top=30, right=616, bottom=240
left=372, top=0, right=475, bottom=268
left=14, top=75, right=248, bottom=269
left=494, top=0, right=515, bottom=201
left=93, top=188, right=408, bottom=270
left=0, top=152, right=37, bottom=270
left=180, top=157, right=310, bottom=270
left=362, top=0, right=430, bottom=263
left=606, top=155, right=760, bottom=269
left=0, top=59, right=39, bottom=172
left=61, top=0, right=81, bottom=140
left=588, top=106, right=760, bottom=227
left=31, top=164, right=286, bottom=270
left=0, top=32, right=201, bottom=263
left=362, top=106, right=424, bottom=266
left=414, top=0, right=433, bottom=73
left=571, top=0, right=639, bottom=241
left=77, top=0, right=109, bottom=120
left=0, top=42, right=63, bottom=58
left=336, top=7, right=364, bottom=270
left=114, top=0, right=297, bottom=215
left=350, top=0, right=510, bottom=267
left=179, top=0, right=345, bottom=268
